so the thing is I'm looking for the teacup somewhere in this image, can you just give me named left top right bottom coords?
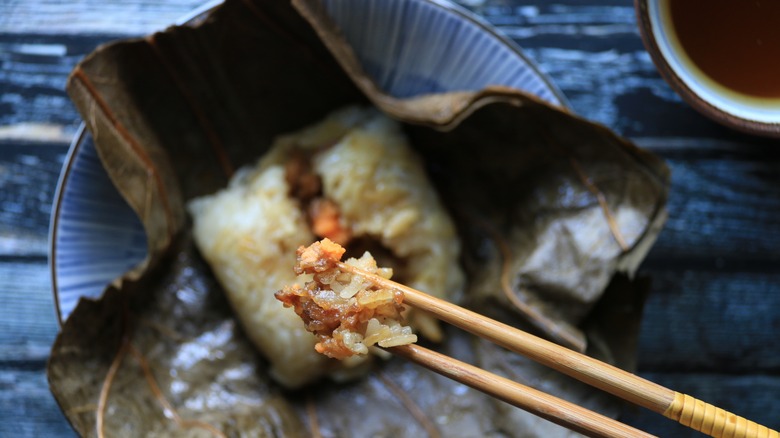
left=636, top=0, right=780, bottom=137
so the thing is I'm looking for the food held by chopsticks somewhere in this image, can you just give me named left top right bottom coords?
left=276, top=238, right=417, bottom=359
left=278, top=239, right=657, bottom=437
left=281, top=239, right=779, bottom=438
left=187, top=106, right=463, bottom=387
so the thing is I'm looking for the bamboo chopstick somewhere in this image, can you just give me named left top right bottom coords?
left=387, top=343, right=654, bottom=438
left=337, top=262, right=779, bottom=438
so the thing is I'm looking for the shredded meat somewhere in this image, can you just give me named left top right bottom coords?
left=309, top=198, right=352, bottom=246
left=286, top=151, right=352, bottom=246
left=285, top=150, right=321, bottom=202
left=276, top=239, right=417, bottom=359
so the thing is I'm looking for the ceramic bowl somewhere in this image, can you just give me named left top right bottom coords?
left=636, top=0, right=780, bottom=137
left=49, top=0, right=568, bottom=323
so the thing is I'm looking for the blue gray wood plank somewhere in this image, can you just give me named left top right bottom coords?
left=0, top=0, right=778, bottom=436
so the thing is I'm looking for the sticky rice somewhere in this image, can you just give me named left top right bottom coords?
left=276, top=239, right=418, bottom=360
left=187, top=107, right=464, bottom=388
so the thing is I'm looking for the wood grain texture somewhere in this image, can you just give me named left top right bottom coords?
left=1, top=0, right=203, bottom=36
left=0, top=142, right=67, bottom=256
left=637, top=268, right=780, bottom=373
left=0, top=261, right=59, bottom=360
left=0, top=33, right=112, bottom=143
left=639, top=138, right=780, bottom=262
left=0, top=369, right=74, bottom=437
left=0, top=0, right=778, bottom=436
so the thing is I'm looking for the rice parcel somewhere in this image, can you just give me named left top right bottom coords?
left=188, top=107, right=464, bottom=388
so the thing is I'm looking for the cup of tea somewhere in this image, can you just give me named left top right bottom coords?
left=636, top=0, right=780, bottom=137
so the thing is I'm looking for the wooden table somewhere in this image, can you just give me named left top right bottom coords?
left=1, top=0, right=778, bottom=436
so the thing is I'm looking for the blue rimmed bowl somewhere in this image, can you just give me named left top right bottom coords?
left=49, top=0, right=568, bottom=323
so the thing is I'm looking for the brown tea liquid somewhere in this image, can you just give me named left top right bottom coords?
left=669, top=0, right=780, bottom=98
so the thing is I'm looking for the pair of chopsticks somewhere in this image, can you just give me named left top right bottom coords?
left=336, top=261, right=778, bottom=438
